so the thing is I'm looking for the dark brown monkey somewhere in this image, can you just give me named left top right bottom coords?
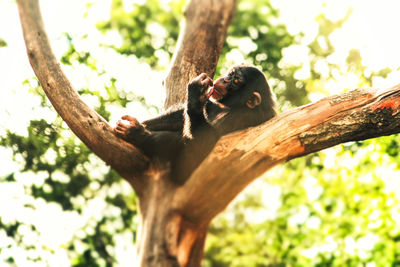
left=114, top=64, right=276, bottom=183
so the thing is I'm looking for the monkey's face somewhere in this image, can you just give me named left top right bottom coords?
left=211, top=66, right=245, bottom=100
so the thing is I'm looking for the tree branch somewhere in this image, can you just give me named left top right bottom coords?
left=164, top=0, right=236, bottom=108
left=174, top=84, right=400, bottom=222
left=16, top=0, right=148, bottom=192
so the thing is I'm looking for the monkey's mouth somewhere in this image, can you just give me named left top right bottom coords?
left=211, top=84, right=227, bottom=100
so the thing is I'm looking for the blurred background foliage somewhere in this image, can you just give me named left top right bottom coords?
left=1, top=0, right=400, bottom=266
left=0, top=38, right=7, bottom=48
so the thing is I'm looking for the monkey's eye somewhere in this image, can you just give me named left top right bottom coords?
left=234, top=79, right=239, bottom=84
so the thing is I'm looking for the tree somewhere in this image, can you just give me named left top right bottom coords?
left=16, top=0, right=400, bottom=266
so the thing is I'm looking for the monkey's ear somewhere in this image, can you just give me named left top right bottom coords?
left=246, top=92, right=261, bottom=109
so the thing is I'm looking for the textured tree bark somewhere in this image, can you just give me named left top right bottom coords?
left=17, top=0, right=400, bottom=266
left=135, top=179, right=209, bottom=267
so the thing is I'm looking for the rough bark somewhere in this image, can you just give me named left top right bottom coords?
left=164, top=0, right=236, bottom=108
left=135, top=178, right=209, bottom=266
left=17, top=0, right=400, bottom=266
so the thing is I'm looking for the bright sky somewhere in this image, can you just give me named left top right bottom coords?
left=1, top=0, right=400, bottom=265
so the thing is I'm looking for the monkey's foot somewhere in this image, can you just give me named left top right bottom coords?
left=114, top=115, right=150, bottom=143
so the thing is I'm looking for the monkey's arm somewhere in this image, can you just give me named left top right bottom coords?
left=142, top=109, right=184, bottom=132
left=183, top=73, right=213, bottom=137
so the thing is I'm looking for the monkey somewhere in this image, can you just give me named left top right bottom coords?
left=114, top=64, right=276, bottom=183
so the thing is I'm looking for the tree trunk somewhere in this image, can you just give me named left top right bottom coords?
left=133, top=0, right=236, bottom=265
left=17, top=0, right=235, bottom=265
left=135, top=178, right=209, bottom=267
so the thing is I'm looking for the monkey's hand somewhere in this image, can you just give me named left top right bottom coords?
left=187, top=73, right=213, bottom=110
left=114, top=115, right=151, bottom=145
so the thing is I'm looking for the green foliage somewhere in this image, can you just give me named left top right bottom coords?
left=218, top=0, right=308, bottom=107
left=97, top=0, right=184, bottom=68
left=61, top=33, right=98, bottom=70
left=227, top=1, right=292, bottom=70
left=303, top=11, right=393, bottom=97
left=0, top=38, right=7, bottom=47
left=72, top=218, right=115, bottom=267
left=1, top=64, right=139, bottom=265
left=57, top=31, right=160, bottom=115
left=0, top=113, right=138, bottom=265
left=309, top=12, right=351, bottom=59
left=206, top=139, right=400, bottom=266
